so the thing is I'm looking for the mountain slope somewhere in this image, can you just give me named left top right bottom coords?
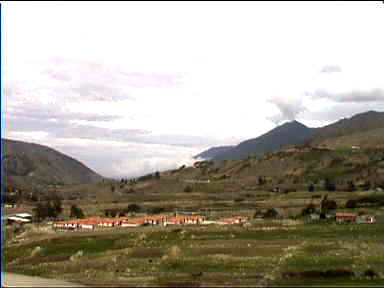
left=207, top=110, right=384, bottom=162
left=313, top=127, right=384, bottom=149
left=212, top=121, right=315, bottom=161
left=313, top=110, right=384, bottom=141
left=193, top=146, right=235, bottom=160
left=2, top=138, right=103, bottom=188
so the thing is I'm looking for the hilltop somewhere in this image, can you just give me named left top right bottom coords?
left=2, top=138, right=103, bottom=189
left=193, top=145, right=235, bottom=160
left=212, top=121, right=315, bottom=161
left=195, top=110, right=384, bottom=161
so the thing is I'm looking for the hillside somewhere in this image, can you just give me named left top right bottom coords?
left=313, top=110, right=384, bottom=141
left=205, top=110, right=384, bottom=162
left=193, top=145, right=235, bottom=160
left=212, top=121, right=315, bottom=161
left=2, top=138, right=103, bottom=188
left=313, top=127, right=384, bottom=149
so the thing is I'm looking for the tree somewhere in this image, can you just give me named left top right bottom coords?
left=308, top=184, right=315, bottom=192
left=347, top=181, right=356, bottom=192
left=126, top=204, right=141, bottom=214
left=323, top=199, right=337, bottom=210
left=70, top=204, right=85, bottom=219
left=345, top=199, right=357, bottom=209
left=46, top=201, right=56, bottom=218
left=362, top=181, right=371, bottom=191
left=109, top=209, right=118, bottom=217
left=324, top=178, right=336, bottom=192
left=320, top=194, right=329, bottom=214
left=52, top=195, right=63, bottom=218
left=184, top=185, right=193, bottom=193
left=155, top=171, right=160, bottom=179
left=148, top=206, right=165, bottom=215
left=301, top=203, right=317, bottom=216
left=33, top=202, right=48, bottom=222
left=263, top=208, right=278, bottom=219
left=258, top=176, right=266, bottom=186
left=111, top=185, right=116, bottom=193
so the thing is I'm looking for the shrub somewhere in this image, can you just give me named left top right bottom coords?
left=347, top=181, right=356, bottom=192
left=149, top=206, right=166, bottom=215
left=126, top=204, right=141, bottom=214
left=263, top=208, right=278, bottom=218
left=364, top=268, right=377, bottom=279
left=183, top=185, right=193, bottom=193
left=323, top=200, right=337, bottom=210
left=301, top=203, right=317, bottom=216
left=324, top=178, right=336, bottom=192
left=70, top=204, right=85, bottom=219
left=324, top=268, right=354, bottom=278
left=345, top=199, right=357, bottom=209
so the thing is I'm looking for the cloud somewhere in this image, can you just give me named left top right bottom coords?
left=5, top=110, right=219, bottom=148
left=9, top=104, right=122, bottom=123
left=267, top=96, right=306, bottom=125
left=35, top=139, right=202, bottom=178
left=311, top=88, right=384, bottom=103
left=320, top=65, right=342, bottom=74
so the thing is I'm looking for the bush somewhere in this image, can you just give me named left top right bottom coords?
left=263, top=208, right=278, bottom=219
left=324, top=178, right=336, bottom=192
left=148, top=206, right=166, bottom=215
left=126, top=204, right=141, bottom=214
left=345, top=199, right=357, bottom=209
left=364, top=268, right=377, bottom=279
left=347, top=181, right=356, bottom=192
left=301, top=203, right=317, bottom=216
left=70, top=204, right=85, bottom=219
left=183, top=185, right=193, bottom=193
left=323, top=199, right=337, bottom=210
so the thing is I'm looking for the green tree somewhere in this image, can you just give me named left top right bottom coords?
left=52, top=195, right=63, bottom=218
left=126, top=204, right=141, bottom=214
left=70, top=204, right=85, bottom=219
left=33, top=202, right=47, bottom=222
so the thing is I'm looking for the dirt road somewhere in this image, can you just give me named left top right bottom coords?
left=2, top=272, right=84, bottom=287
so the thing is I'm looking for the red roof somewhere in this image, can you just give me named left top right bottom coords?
left=336, top=213, right=357, bottom=218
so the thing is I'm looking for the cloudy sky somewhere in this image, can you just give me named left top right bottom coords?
left=2, top=1, right=384, bottom=178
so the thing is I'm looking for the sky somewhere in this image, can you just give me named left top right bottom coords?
left=2, top=1, right=384, bottom=178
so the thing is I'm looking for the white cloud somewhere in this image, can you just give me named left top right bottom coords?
left=3, top=2, right=384, bottom=177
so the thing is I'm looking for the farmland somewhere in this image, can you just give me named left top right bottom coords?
left=4, top=145, right=384, bottom=286
left=4, top=208, right=384, bottom=286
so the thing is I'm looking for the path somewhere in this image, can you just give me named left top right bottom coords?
left=2, top=272, right=84, bottom=287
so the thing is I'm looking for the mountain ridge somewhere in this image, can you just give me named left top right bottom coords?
left=2, top=138, right=103, bottom=188
left=197, top=110, right=384, bottom=161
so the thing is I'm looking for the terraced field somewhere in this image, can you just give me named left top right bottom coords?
left=4, top=220, right=384, bottom=286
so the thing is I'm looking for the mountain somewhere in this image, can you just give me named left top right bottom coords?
left=2, top=138, right=103, bottom=188
left=313, top=127, right=384, bottom=149
left=206, top=110, right=384, bottom=162
left=193, top=146, right=235, bottom=160
left=313, top=110, right=384, bottom=142
left=212, top=120, right=315, bottom=161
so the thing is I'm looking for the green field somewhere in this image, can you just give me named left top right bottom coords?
left=4, top=220, right=384, bottom=286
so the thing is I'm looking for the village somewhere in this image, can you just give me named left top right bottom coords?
left=3, top=208, right=379, bottom=232
left=49, top=210, right=379, bottom=231
left=51, top=215, right=250, bottom=231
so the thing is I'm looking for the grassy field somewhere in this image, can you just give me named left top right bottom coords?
left=4, top=219, right=384, bottom=286
left=4, top=148, right=384, bottom=286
